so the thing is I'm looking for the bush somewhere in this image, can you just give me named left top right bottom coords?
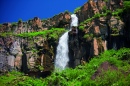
left=123, top=1, right=130, bottom=13
left=79, top=25, right=84, bottom=30
left=74, top=7, right=81, bottom=13
left=12, top=22, right=17, bottom=26
left=16, top=28, right=66, bottom=40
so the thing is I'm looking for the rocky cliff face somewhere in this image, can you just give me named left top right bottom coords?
left=0, top=0, right=129, bottom=73
left=68, top=0, right=126, bottom=67
left=0, top=15, right=69, bottom=73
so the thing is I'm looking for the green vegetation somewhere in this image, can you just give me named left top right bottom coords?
left=79, top=25, right=84, bottom=30
left=16, top=28, right=65, bottom=38
left=83, top=33, right=93, bottom=41
left=18, top=19, right=22, bottom=23
left=41, top=19, right=47, bottom=22
left=112, top=9, right=123, bottom=16
left=0, top=28, right=66, bottom=41
left=0, top=24, right=2, bottom=27
left=110, top=27, right=120, bottom=36
left=79, top=0, right=130, bottom=31
left=11, top=22, right=17, bottom=27
left=79, top=0, right=130, bottom=40
left=64, top=10, right=72, bottom=14
left=74, top=6, right=81, bottom=13
left=0, top=71, right=46, bottom=86
left=104, top=0, right=108, bottom=2
left=79, top=13, right=106, bottom=30
left=0, top=48, right=130, bottom=86
left=0, top=71, right=24, bottom=86
left=123, top=1, right=130, bottom=12
left=102, top=6, right=107, bottom=12
left=0, top=1, right=130, bottom=86
left=36, top=65, right=44, bottom=71
left=0, top=32, right=13, bottom=37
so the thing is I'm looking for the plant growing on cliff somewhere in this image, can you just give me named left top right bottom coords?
left=104, top=0, right=108, bottom=2
left=37, top=65, right=44, bottom=71
left=0, top=32, right=13, bottom=37
left=79, top=25, right=85, bottom=30
left=123, top=1, right=130, bottom=12
left=18, top=19, right=22, bottom=23
left=83, top=33, right=93, bottom=39
left=93, top=13, right=101, bottom=18
left=41, top=19, right=47, bottom=22
left=102, top=6, right=107, bottom=13
left=16, top=28, right=66, bottom=38
left=112, top=9, right=123, bottom=16
left=74, top=6, right=81, bottom=13
left=0, top=24, right=2, bottom=27
left=83, top=33, right=93, bottom=41
left=11, top=22, right=17, bottom=27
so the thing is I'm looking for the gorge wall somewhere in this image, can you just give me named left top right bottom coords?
left=0, top=0, right=130, bottom=74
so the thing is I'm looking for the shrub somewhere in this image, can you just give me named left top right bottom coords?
left=83, top=33, right=93, bottom=39
left=12, top=22, right=17, bottom=26
left=0, top=24, right=2, bottom=27
left=18, top=19, right=22, bottom=23
left=79, top=25, right=84, bottom=30
left=74, top=7, right=81, bottom=13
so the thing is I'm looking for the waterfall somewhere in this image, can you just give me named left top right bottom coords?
left=55, top=31, right=69, bottom=70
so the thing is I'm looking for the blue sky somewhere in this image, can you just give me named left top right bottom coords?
left=0, top=0, right=87, bottom=24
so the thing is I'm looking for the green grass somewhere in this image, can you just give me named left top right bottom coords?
left=16, top=28, right=65, bottom=37
left=0, top=28, right=66, bottom=41
left=0, top=32, right=13, bottom=37
left=46, top=48, right=130, bottom=86
left=0, top=71, right=24, bottom=86
left=0, top=48, right=130, bottom=86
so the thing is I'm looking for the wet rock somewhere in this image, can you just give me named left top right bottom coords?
left=68, top=30, right=81, bottom=68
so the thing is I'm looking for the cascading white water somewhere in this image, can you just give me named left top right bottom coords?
left=55, top=31, right=69, bottom=70
left=55, top=14, right=78, bottom=71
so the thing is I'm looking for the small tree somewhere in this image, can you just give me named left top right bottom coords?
left=18, top=19, right=22, bottom=23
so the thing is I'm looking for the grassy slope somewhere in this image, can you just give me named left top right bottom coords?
left=0, top=48, right=130, bottom=86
